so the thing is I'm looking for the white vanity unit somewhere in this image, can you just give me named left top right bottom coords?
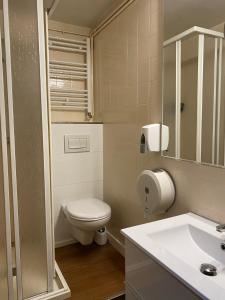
left=121, top=213, right=225, bottom=300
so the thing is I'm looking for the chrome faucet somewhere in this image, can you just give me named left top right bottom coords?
left=216, top=224, right=225, bottom=233
left=216, top=224, right=225, bottom=250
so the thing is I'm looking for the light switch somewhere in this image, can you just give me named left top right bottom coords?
left=64, top=135, right=90, bottom=153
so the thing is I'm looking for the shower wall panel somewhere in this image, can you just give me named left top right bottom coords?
left=4, top=0, right=52, bottom=298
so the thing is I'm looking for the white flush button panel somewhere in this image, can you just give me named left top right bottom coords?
left=64, top=135, right=90, bottom=153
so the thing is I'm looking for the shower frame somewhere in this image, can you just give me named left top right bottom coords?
left=163, top=26, right=224, bottom=164
left=0, top=0, right=70, bottom=299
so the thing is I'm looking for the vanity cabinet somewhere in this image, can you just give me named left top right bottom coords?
left=125, top=239, right=201, bottom=300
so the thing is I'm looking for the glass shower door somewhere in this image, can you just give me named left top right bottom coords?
left=2, top=0, right=54, bottom=298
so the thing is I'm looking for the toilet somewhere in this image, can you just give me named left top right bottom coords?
left=63, top=198, right=111, bottom=245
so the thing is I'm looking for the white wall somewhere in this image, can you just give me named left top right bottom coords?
left=51, top=123, right=103, bottom=247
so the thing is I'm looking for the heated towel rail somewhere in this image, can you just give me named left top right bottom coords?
left=48, top=34, right=92, bottom=116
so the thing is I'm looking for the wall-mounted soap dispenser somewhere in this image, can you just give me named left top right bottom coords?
left=140, top=124, right=169, bottom=153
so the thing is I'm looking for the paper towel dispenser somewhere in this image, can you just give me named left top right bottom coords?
left=137, top=169, right=175, bottom=216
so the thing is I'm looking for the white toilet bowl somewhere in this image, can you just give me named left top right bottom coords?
left=63, top=198, right=111, bottom=245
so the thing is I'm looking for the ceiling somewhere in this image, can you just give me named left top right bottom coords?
left=165, top=0, right=225, bottom=39
left=45, top=0, right=121, bottom=29
left=1, top=0, right=224, bottom=35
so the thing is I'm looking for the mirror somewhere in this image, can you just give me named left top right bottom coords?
left=162, top=0, right=225, bottom=167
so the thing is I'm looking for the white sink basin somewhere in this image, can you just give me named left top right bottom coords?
left=121, top=213, right=225, bottom=300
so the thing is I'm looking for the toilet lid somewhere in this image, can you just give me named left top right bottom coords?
left=66, top=198, right=111, bottom=221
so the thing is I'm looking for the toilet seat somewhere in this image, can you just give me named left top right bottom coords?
left=66, top=198, right=111, bottom=222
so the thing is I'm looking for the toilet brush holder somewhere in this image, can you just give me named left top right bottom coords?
left=94, top=227, right=107, bottom=245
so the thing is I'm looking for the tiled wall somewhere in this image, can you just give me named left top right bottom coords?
left=51, top=123, right=103, bottom=247
left=93, top=0, right=162, bottom=242
left=94, top=0, right=225, bottom=246
left=94, top=0, right=161, bottom=124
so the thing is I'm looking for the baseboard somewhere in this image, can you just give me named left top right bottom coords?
left=107, top=230, right=125, bottom=257
left=55, top=233, right=125, bottom=255
left=55, top=238, right=77, bottom=248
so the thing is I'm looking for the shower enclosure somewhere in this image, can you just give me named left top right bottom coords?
left=0, top=0, right=69, bottom=299
left=163, top=26, right=225, bottom=166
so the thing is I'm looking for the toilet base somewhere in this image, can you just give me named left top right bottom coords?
left=71, top=226, right=95, bottom=245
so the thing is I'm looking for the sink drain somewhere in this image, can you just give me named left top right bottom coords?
left=200, top=264, right=217, bottom=276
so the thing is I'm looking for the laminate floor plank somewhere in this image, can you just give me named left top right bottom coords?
left=56, top=243, right=125, bottom=300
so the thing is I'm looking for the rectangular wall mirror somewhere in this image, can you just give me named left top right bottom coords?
left=162, top=0, right=225, bottom=167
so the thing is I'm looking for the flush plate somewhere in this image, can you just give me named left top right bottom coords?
left=64, top=135, right=90, bottom=153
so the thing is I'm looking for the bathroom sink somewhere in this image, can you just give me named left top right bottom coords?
left=121, top=213, right=225, bottom=300
left=150, top=224, right=225, bottom=268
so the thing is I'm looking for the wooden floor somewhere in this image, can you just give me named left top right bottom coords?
left=56, top=243, right=125, bottom=300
